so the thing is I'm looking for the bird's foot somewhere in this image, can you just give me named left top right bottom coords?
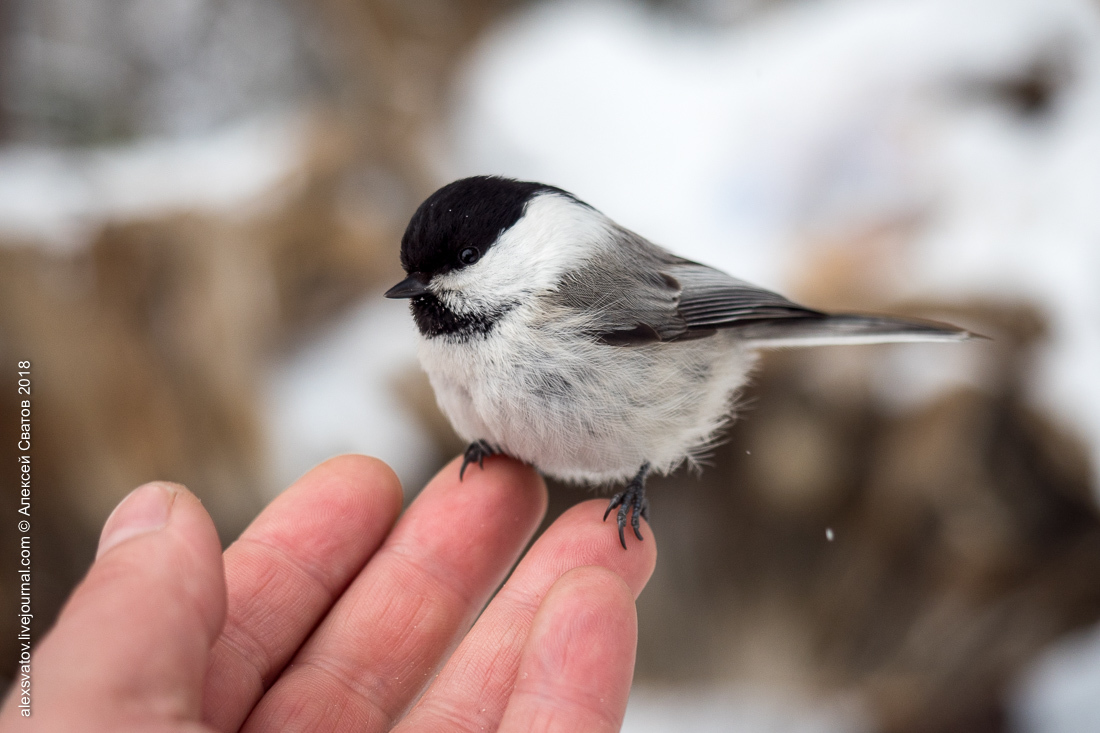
left=460, top=440, right=500, bottom=480
left=603, top=463, right=651, bottom=549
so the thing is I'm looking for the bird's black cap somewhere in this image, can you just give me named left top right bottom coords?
left=396, top=176, right=567, bottom=280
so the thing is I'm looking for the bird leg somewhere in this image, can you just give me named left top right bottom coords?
left=603, top=463, right=651, bottom=549
left=460, top=439, right=500, bottom=480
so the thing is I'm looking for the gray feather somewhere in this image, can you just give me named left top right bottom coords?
left=733, top=313, right=972, bottom=346
left=552, top=226, right=972, bottom=346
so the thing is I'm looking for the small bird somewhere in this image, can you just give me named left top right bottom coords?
left=386, top=176, right=971, bottom=548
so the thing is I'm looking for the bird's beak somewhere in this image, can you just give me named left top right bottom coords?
left=384, top=273, right=431, bottom=299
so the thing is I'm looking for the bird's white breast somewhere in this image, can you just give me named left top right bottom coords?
left=418, top=302, right=757, bottom=484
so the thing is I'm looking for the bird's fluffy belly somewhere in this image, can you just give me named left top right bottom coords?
left=418, top=320, right=756, bottom=484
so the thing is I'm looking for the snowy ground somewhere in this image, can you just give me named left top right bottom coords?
left=0, top=114, right=306, bottom=250
left=264, top=294, right=440, bottom=497
left=621, top=685, right=870, bottom=733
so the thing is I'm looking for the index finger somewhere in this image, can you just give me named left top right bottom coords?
left=202, top=455, right=404, bottom=732
left=239, top=455, right=547, bottom=732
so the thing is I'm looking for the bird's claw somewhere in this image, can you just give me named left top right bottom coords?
left=460, top=440, right=499, bottom=480
left=603, top=464, right=650, bottom=549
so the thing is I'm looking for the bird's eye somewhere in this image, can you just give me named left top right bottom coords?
left=458, top=247, right=480, bottom=266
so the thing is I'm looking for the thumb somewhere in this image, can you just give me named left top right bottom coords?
left=2, top=482, right=226, bottom=730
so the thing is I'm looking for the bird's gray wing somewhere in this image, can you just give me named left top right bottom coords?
left=669, top=262, right=823, bottom=333
left=553, top=229, right=970, bottom=346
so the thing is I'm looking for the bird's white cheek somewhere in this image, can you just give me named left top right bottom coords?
left=433, top=264, right=527, bottom=314
left=429, top=193, right=613, bottom=312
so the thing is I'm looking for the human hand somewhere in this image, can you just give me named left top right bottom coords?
left=1, top=455, right=656, bottom=732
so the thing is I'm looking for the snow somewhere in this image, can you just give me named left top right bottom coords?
left=622, top=685, right=869, bottom=733
left=1011, top=623, right=1100, bottom=733
left=263, top=294, right=440, bottom=500
left=0, top=114, right=307, bottom=250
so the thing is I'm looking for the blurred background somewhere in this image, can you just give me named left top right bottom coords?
left=2, top=0, right=1099, bottom=730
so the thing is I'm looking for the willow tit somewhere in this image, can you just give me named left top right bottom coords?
left=386, top=176, right=971, bottom=548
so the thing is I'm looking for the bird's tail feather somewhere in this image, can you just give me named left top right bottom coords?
left=735, top=313, right=976, bottom=348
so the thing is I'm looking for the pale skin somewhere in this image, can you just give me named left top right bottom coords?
left=0, top=454, right=656, bottom=732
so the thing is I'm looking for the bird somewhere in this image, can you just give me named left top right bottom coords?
left=385, top=175, right=972, bottom=548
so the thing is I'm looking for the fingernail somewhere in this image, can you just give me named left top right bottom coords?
left=97, top=483, right=176, bottom=558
